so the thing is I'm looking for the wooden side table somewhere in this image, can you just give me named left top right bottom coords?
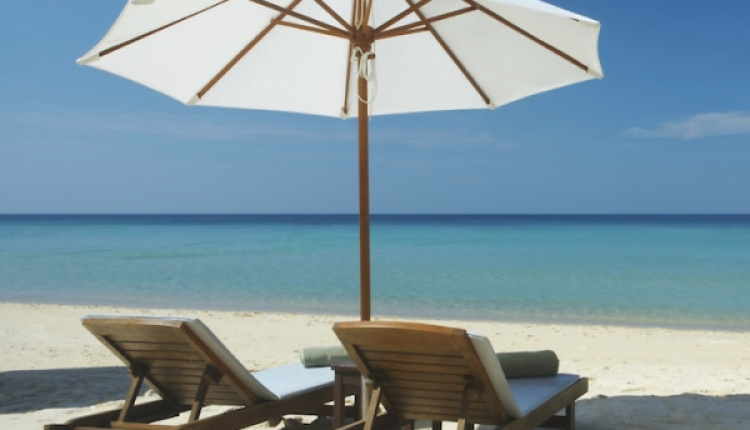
left=332, top=362, right=362, bottom=427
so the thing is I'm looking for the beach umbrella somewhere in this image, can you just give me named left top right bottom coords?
left=78, top=0, right=603, bottom=321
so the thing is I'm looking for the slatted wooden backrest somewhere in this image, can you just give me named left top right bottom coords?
left=333, top=321, right=508, bottom=425
left=83, top=316, right=260, bottom=407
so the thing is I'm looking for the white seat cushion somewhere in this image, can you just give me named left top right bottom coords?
left=469, top=332, right=523, bottom=418
left=253, top=363, right=335, bottom=399
left=506, top=374, right=581, bottom=416
left=469, top=332, right=580, bottom=419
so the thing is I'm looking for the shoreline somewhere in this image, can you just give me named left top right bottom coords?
left=2, top=298, right=748, bottom=333
left=2, top=302, right=749, bottom=429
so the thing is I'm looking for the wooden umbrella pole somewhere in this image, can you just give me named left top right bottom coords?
left=357, top=43, right=371, bottom=322
left=353, top=13, right=373, bottom=322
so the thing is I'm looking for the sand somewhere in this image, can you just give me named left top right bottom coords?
left=1, top=302, right=748, bottom=429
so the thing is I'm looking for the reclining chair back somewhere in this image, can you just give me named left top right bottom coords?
left=333, top=321, right=510, bottom=425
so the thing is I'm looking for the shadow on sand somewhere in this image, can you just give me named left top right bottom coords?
left=575, top=393, right=750, bottom=430
left=284, top=394, right=750, bottom=430
left=0, top=367, right=140, bottom=413
left=3, top=367, right=748, bottom=430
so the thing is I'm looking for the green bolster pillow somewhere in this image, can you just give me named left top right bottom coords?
left=496, top=350, right=559, bottom=379
left=300, top=345, right=351, bottom=368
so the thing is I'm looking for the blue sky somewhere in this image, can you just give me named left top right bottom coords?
left=1, top=1, right=749, bottom=214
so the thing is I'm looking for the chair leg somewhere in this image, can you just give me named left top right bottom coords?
left=363, top=387, right=383, bottom=430
left=189, top=365, right=222, bottom=422
left=566, top=403, right=576, bottom=430
left=538, top=403, right=576, bottom=429
left=119, top=368, right=146, bottom=422
left=457, top=383, right=475, bottom=430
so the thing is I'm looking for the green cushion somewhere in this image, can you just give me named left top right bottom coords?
left=496, top=350, right=559, bottom=379
left=300, top=345, right=351, bottom=367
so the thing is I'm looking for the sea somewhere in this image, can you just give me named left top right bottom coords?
left=1, top=214, right=749, bottom=331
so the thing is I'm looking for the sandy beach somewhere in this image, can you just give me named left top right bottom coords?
left=1, top=302, right=748, bottom=430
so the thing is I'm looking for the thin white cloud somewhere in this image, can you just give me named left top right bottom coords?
left=625, top=111, right=750, bottom=139
left=373, top=128, right=496, bottom=149
left=6, top=106, right=514, bottom=151
left=7, top=107, right=352, bottom=143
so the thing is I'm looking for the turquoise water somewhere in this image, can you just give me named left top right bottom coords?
left=1, top=215, right=749, bottom=330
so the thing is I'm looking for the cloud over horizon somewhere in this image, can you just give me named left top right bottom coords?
left=625, top=111, right=750, bottom=140
left=6, top=107, right=354, bottom=144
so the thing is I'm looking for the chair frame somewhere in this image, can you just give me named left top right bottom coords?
left=45, top=316, right=341, bottom=430
left=333, top=321, right=588, bottom=430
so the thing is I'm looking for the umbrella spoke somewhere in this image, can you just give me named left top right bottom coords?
left=377, top=5, right=477, bottom=40
left=353, top=0, right=373, bottom=31
left=195, top=0, right=305, bottom=102
left=341, top=40, right=355, bottom=118
left=465, top=0, right=591, bottom=73
left=93, top=0, right=230, bottom=60
left=372, top=0, right=433, bottom=36
left=276, top=20, right=347, bottom=38
left=405, top=0, right=492, bottom=107
left=313, top=0, right=352, bottom=31
left=244, top=0, right=349, bottom=37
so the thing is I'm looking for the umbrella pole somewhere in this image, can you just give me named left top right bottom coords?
left=358, top=62, right=371, bottom=322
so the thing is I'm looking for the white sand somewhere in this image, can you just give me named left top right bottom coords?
left=1, top=302, right=749, bottom=429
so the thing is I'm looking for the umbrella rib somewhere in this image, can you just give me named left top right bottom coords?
left=244, top=0, right=348, bottom=37
left=405, top=0, right=492, bottom=106
left=276, top=21, right=348, bottom=38
left=373, top=0, right=433, bottom=36
left=361, top=0, right=373, bottom=31
left=97, top=0, right=230, bottom=58
left=341, top=39, right=355, bottom=118
left=314, top=0, right=352, bottom=31
left=196, top=0, right=304, bottom=101
left=464, top=0, right=590, bottom=72
left=352, top=0, right=374, bottom=30
left=377, top=6, right=476, bottom=40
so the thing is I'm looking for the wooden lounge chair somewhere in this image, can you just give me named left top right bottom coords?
left=332, top=321, right=588, bottom=430
left=46, top=315, right=345, bottom=430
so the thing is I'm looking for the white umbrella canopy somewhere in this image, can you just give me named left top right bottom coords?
left=79, top=0, right=603, bottom=320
